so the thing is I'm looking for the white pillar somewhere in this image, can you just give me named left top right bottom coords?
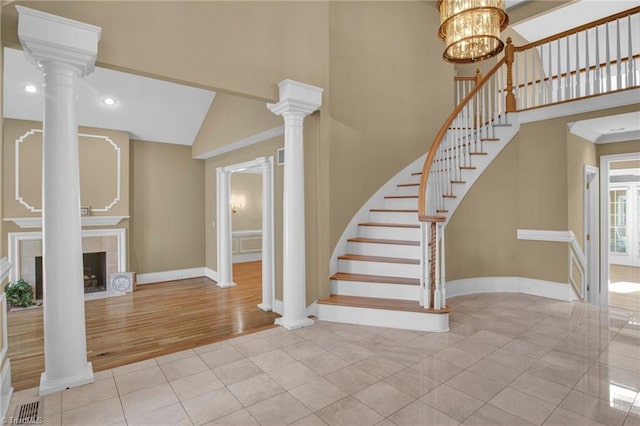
left=216, top=168, right=236, bottom=288
left=258, top=157, right=274, bottom=311
left=268, top=80, right=323, bottom=330
left=17, top=6, right=101, bottom=395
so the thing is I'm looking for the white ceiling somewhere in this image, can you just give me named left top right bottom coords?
left=512, top=0, right=640, bottom=42
left=568, top=111, right=640, bottom=143
left=3, top=47, right=216, bottom=146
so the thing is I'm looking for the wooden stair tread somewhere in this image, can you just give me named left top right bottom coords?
left=337, top=254, right=419, bottom=265
left=370, top=209, right=418, bottom=213
left=481, top=138, right=500, bottom=141
left=410, top=172, right=422, bottom=176
left=330, top=273, right=419, bottom=285
left=459, top=166, right=476, bottom=170
left=348, top=237, right=419, bottom=246
left=318, top=295, right=450, bottom=314
left=384, top=195, right=418, bottom=199
left=469, top=152, right=488, bottom=155
left=359, top=222, right=420, bottom=228
left=397, top=183, right=419, bottom=187
left=419, top=215, right=447, bottom=222
left=450, top=180, right=466, bottom=184
left=442, top=194, right=457, bottom=198
left=436, top=209, right=449, bottom=213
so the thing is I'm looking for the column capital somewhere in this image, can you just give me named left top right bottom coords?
left=17, top=6, right=101, bottom=77
left=267, top=79, right=323, bottom=117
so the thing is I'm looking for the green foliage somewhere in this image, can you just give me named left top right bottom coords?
left=4, top=279, right=35, bottom=308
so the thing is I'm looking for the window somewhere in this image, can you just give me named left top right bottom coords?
left=610, top=189, right=627, bottom=254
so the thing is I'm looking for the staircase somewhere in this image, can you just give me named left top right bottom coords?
left=318, top=6, right=640, bottom=332
left=317, top=170, right=449, bottom=332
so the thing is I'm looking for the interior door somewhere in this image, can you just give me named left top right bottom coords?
left=610, top=185, right=640, bottom=267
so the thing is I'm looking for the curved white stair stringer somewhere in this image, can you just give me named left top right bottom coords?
left=442, top=115, right=521, bottom=227
left=329, top=153, right=426, bottom=276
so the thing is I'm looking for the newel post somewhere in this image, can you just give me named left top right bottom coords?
left=505, top=37, right=517, bottom=112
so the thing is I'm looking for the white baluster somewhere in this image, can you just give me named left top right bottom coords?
left=440, top=223, right=446, bottom=309
left=433, top=222, right=441, bottom=310
left=557, top=39, right=562, bottom=101
left=419, top=221, right=426, bottom=307
left=424, top=223, right=431, bottom=309
left=566, top=35, right=571, bottom=100
left=595, top=26, right=601, bottom=94
left=532, top=47, right=538, bottom=106
left=524, top=50, right=529, bottom=108
left=627, top=15, right=633, bottom=88
left=616, top=18, right=622, bottom=90
left=585, top=29, right=591, bottom=96
left=606, top=21, right=611, bottom=92
left=547, top=42, right=553, bottom=102
left=576, top=32, right=581, bottom=98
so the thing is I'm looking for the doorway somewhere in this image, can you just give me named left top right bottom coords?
left=601, top=153, right=640, bottom=311
left=216, top=156, right=275, bottom=311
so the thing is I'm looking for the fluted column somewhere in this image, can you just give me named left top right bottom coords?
left=268, top=80, right=323, bottom=330
left=17, top=6, right=101, bottom=395
left=216, top=168, right=236, bottom=288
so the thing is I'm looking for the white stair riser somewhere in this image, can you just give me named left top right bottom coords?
left=384, top=198, right=418, bottom=210
left=396, top=186, right=419, bottom=196
left=317, top=304, right=449, bottom=332
left=338, top=259, right=419, bottom=277
left=369, top=211, right=418, bottom=224
left=331, top=280, right=419, bottom=300
left=358, top=226, right=419, bottom=241
left=347, top=241, right=420, bottom=258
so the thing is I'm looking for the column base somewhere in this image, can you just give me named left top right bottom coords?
left=39, top=362, right=94, bottom=396
left=275, top=316, right=314, bottom=330
left=217, top=281, right=237, bottom=289
left=257, top=303, right=273, bottom=312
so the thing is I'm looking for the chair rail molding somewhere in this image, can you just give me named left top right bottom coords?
left=4, top=216, right=129, bottom=229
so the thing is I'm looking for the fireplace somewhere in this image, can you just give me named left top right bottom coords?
left=35, top=252, right=108, bottom=297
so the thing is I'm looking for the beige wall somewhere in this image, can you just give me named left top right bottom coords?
left=567, top=133, right=597, bottom=248
left=2, top=1, right=329, bottom=101
left=597, top=140, right=640, bottom=159
left=192, top=94, right=282, bottom=159
left=3, top=118, right=130, bottom=219
left=230, top=173, right=262, bottom=232
left=447, top=104, right=639, bottom=284
left=328, top=1, right=453, bottom=249
left=130, top=140, right=205, bottom=274
left=205, top=136, right=284, bottom=298
left=611, top=160, right=640, bottom=170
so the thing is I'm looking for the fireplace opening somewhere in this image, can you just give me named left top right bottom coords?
left=35, top=252, right=107, bottom=298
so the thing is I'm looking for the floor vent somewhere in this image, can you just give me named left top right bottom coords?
left=14, top=400, right=42, bottom=424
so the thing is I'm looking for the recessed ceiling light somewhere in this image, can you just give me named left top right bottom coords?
left=25, top=85, right=37, bottom=93
left=103, top=97, right=116, bottom=106
left=609, top=127, right=626, bottom=132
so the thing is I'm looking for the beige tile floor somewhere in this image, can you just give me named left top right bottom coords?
left=6, top=293, right=640, bottom=426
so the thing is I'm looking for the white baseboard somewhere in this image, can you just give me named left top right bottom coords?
left=272, top=299, right=317, bottom=317
left=204, top=267, right=218, bottom=282
left=232, top=253, right=262, bottom=263
left=446, top=276, right=571, bottom=301
left=0, top=359, right=13, bottom=421
left=137, top=267, right=210, bottom=285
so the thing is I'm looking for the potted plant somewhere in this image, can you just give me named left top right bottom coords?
left=4, top=279, right=35, bottom=308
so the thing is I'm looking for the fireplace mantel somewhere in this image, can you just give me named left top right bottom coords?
left=4, top=216, right=129, bottom=229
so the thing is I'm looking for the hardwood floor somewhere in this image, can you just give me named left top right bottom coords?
left=7, top=261, right=278, bottom=391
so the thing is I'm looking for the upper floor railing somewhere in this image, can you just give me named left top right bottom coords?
left=418, top=6, right=640, bottom=311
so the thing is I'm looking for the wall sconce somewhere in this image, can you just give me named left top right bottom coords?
left=230, top=195, right=245, bottom=214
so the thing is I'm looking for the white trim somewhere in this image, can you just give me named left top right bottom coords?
left=8, top=228, right=127, bottom=284
left=136, top=267, right=208, bottom=285
left=518, top=88, right=640, bottom=125
left=600, top=152, right=640, bottom=307
left=0, top=258, right=12, bottom=284
left=446, top=277, right=572, bottom=301
left=232, top=229, right=263, bottom=237
left=0, top=359, right=13, bottom=421
left=317, top=303, right=449, bottom=332
left=4, top=215, right=129, bottom=229
left=194, top=126, right=284, bottom=160
left=272, top=299, right=317, bottom=318
left=517, top=229, right=572, bottom=242
left=584, top=164, right=599, bottom=305
left=14, top=129, right=122, bottom=213
left=204, top=267, right=218, bottom=282
left=233, top=253, right=262, bottom=263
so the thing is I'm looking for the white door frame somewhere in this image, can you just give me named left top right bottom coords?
left=599, top=152, right=640, bottom=307
left=584, top=165, right=599, bottom=305
left=217, top=156, right=275, bottom=311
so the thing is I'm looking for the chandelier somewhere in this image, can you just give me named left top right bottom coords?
left=437, top=0, right=509, bottom=63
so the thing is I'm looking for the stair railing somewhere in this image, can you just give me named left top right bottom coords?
left=418, top=6, right=640, bottom=312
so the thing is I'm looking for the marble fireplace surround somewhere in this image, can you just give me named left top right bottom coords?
left=8, top=228, right=127, bottom=300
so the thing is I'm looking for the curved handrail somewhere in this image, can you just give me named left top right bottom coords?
left=418, top=56, right=506, bottom=220
left=514, top=6, right=640, bottom=52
